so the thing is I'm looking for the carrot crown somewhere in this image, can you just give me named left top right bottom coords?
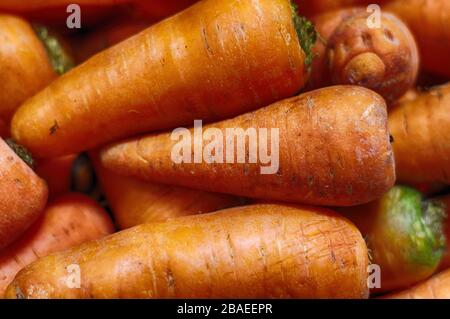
left=5, top=139, right=35, bottom=169
left=291, top=2, right=317, bottom=69
left=385, top=186, right=447, bottom=268
left=34, top=25, right=74, bottom=75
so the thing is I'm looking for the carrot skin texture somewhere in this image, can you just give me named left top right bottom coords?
left=0, top=193, right=114, bottom=297
left=11, top=0, right=308, bottom=158
left=5, top=204, right=369, bottom=299
left=389, top=83, right=450, bottom=184
left=385, top=0, right=450, bottom=78
left=382, top=269, right=450, bottom=299
left=0, top=14, right=56, bottom=126
left=0, top=138, right=48, bottom=250
left=308, top=8, right=418, bottom=102
left=91, top=153, right=242, bottom=229
left=101, top=86, right=395, bottom=207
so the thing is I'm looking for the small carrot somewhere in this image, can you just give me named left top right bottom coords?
left=5, top=204, right=369, bottom=299
left=0, top=193, right=114, bottom=297
left=308, top=7, right=418, bottom=102
left=0, top=15, right=57, bottom=128
left=382, top=269, right=450, bottom=299
left=100, top=85, right=395, bottom=207
left=73, top=18, right=150, bottom=63
left=0, top=138, right=48, bottom=250
left=389, top=83, right=450, bottom=184
left=91, top=152, right=243, bottom=229
left=11, top=0, right=316, bottom=158
left=340, top=186, right=447, bottom=293
left=385, top=0, right=450, bottom=78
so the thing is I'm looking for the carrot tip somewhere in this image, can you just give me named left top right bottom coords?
left=33, top=25, right=74, bottom=75
left=290, top=2, right=317, bottom=69
left=5, top=139, right=35, bottom=169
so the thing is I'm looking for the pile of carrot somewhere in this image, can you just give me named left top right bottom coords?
left=1, top=0, right=450, bottom=300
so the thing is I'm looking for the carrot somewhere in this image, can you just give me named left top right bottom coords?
left=0, top=193, right=114, bottom=297
left=389, top=83, right=450, bottom=184
left=384, top=0, right=450, bottom=78
left=339, top=185, right=447, bottom=293
left=73, top=18, right=150, bottom=63
left=91, top=153, right=243, bottom=229
left=0, top=138, right=48, bottom=250
left=382, top=269, right=450, bottom=299
left=100, top=85, right=395, bottom=207
left=0, top=15, right=56, bottom=128
left=5, top=203, right=369, bottom=299
left=11, top=0, right=316, bottom=158
left=307, top=8, right=418, bottom=102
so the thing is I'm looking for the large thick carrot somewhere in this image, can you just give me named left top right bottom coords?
left=0, top=139, right=48, bottom=250
left=0, top=15, right=56, bottom=128
left=5, top=204, right=369, bottom=299
left=101, top=86, right=395, bottom=207
left=11, top=0, right=315, bottom=158
left=389, top=83, right=450, bottom=184
left=383, top=269, right=450, bottom=299
left=308, top=8, right=418, bottom=102
left=0, top=193, right=114, bottom=297
left=340, top=186, right=446, bottom=293
left=91, top=153, right=243, bottom=229
left=385, top=0, right=450, bottom=78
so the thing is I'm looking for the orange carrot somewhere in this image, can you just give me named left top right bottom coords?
left=0, top=15, right=56, bottom=128
left=91, top=153, right=243, bottom=229
left=0, top=193, right=114, bottom=297
left=383, top=269, right=450, bottom=299
left=389, top=83, right=450, bottom=184
left=11, top=0, right=315, bottom=158
left=385, top=0, right=450, bottom=78
left=308, top=8, right=418, bottom=102
left=5, top=204, right=369, bottom=299
left=0, top=138, right=48, bottom=250
left=100, top=86, right=395, bottom=207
